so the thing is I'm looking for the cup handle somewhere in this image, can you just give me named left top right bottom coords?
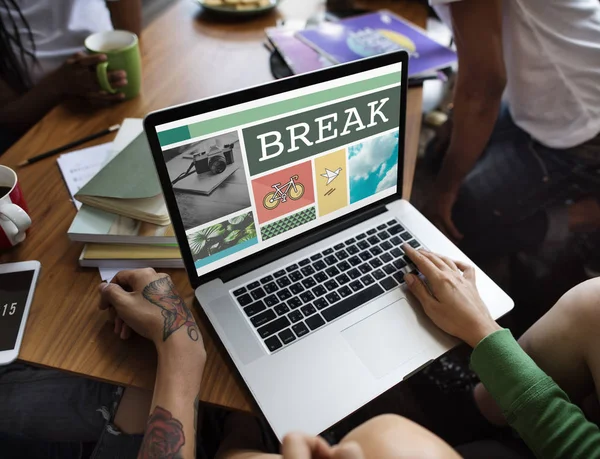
left=96, top=61, right=117, bottom=94
left=0, top=203, right=32, bottom=244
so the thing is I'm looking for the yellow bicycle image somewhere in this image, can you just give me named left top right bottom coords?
left=263, top=175, right=305, bottom=210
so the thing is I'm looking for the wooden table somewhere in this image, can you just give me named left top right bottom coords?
left=0, top=0, right=425, bottom=413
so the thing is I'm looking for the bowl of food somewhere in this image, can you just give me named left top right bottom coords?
left=195, top=0, right=279, bottom=16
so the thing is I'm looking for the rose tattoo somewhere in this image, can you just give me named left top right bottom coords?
left=138, top=406, right=185, bottom=459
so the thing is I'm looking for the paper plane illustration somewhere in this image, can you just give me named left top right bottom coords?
left=321, top=167, right=342, bottom=185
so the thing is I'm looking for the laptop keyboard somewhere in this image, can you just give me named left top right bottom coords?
left=231, top=219, right=421, bottom=353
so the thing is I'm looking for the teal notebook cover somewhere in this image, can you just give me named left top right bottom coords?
left=76, top=133, right=162, bottom=199
left=69, top=206, right=116, bottom=235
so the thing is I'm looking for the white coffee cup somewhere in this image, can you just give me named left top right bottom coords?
left=0, top=165, right=32, bottom=248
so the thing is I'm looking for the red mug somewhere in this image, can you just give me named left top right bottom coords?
left=0, top=165, right=31, bottom=249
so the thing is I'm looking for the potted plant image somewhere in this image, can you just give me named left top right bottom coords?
left=189, top=212, right=256, bottom=260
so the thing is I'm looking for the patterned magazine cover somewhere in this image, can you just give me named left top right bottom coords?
left=296, top=10, right=456, bottom=76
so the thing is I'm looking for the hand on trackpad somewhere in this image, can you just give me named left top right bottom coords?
left=341, top=299, right=430, bottom=379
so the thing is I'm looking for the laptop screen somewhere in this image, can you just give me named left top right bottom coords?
left=155, top=61, right=403, bottom=278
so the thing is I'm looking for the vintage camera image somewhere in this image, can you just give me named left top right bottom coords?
left=164, top=131, right=251, bottom=230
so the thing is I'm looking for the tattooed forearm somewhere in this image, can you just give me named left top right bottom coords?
left=138, top=406, right=185, bottom=459
left=142, top=277, right=200, bottom=342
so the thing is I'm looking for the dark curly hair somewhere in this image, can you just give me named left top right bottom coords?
left=0, top=0, right=36, bottom=93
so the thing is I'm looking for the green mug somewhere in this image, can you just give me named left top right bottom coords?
left=85, top=30, right=142, bottom=99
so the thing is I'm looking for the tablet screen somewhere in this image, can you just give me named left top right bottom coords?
left=0, top=270, right=35, bottom=351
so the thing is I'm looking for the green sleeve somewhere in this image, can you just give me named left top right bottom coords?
left=471, top=329, right=600, bottom=459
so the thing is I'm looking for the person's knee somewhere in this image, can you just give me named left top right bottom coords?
left=537, top=278, right=600, bottom=336
left=551, top=278, right=600, bottom=345
left=562, top=278, right=600, bottom=322
left=340, top=414, right=459, bottom=459
left=518, top=278, right=600, bottom=374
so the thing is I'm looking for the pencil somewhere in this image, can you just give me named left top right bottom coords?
left=17, top=124, right=121, bottom=167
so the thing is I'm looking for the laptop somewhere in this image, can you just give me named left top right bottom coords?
left=144, top=51, right=513, bottom=440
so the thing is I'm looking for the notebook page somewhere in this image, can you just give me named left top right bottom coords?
left=57, top=142, right=113, bottom=209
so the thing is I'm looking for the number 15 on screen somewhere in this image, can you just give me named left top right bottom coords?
left=2, top=303, right=17, bottom=316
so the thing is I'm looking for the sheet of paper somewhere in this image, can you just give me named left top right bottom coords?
left=98, top=267, right=125, bottom=282
left=57, top=143, right=113, bottom=209
left=110, top=118, right=144, bottom=161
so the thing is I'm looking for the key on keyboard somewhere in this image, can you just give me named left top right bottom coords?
left=279, top=329, right=296, bottom=345
left=293, top=322, right=309, bottom=337
left=289, top=271, right=303, bottom=282
left=306, top=314, right=325, bottom=330
left=257, top=316, right=290, bottom=338
left=321, top=284, right=384, bottom=322
left=244, top=301, right=266, bottom=317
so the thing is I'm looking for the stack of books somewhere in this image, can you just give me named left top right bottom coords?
left=265, top=10, right=456, bottom=78
left=64, top=119, right=183, bottom=269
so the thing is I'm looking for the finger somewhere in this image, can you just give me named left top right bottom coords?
left=74, top=53, right=107, bottom=67
left=281, top=433, right=311, bottom=459
left=332, top=442, right=365, bottom=459
left=110, top=78, right=128, bottom=88
left=112, top=268, right=157, bottom=287
left=84, top=91, right=126, bottom=101
left=421, top=250, right=460, bottom=274
left=455, top=260, right=476, bottom=281
left=111, top=269, right=144, bottom=290
left=108, top=70, right=127, bottom=81
left=438, top=254, right=459, bottom=272
left=444, top=215, right=464, bottom=241
left=282, top=433, right=332, bottom=459
left=419, top=250, right=449, bottom=271
left=311, top=436, right=333, bottom=459
left=120, top=323, right=131, bottom=340
left=66, top=51, right=87, bottom=64
left=98, top=282, right=112, bottom=309
left=101, top=282, right=133, bottom=310
left=108, top=306, right=116, bottom=322
left=403, top=245, right=441, bottom=280
left=108, top=71, right=128, bottom=88
left=114, top=316, right=123, bottom=335
left=404, top=272, right=436, bottom=305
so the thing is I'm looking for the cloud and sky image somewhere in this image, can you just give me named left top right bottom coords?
left=348, top=130, right=399, bottom=204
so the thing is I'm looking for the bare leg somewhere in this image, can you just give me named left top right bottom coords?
left=218, top=414, right=459, bottom=459
left=475, top=278, right=600, bottom=425
left=338, top=414, right=460, bottom=459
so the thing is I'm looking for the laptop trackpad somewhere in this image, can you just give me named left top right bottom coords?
left=342, top=299, right=428, bottom=379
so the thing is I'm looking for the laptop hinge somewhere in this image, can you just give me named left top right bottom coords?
left=220, top=204, right=389, bottom=283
